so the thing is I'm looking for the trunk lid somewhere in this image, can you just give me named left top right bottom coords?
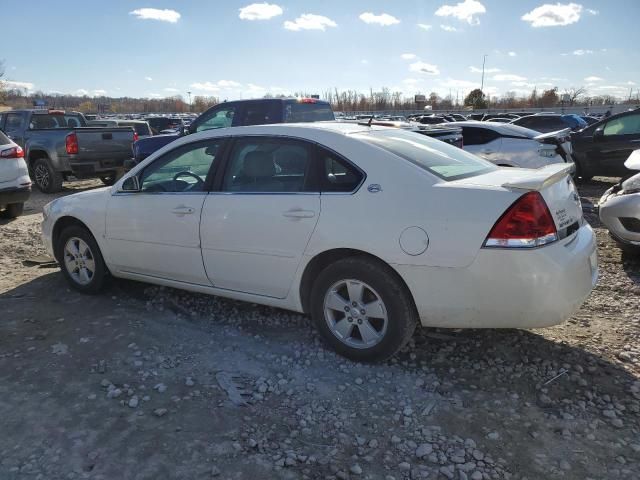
left=447, top=164, right=583, bottom=235
left=534, top=128, right=573, bottom=159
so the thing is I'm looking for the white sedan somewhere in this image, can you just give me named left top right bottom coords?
left=450, top=121, right=574, bottom=169
left=42, top=123, right=598, bottom=361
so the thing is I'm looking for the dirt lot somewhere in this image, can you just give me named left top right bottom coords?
left=1, top=179, right=639, bottom=480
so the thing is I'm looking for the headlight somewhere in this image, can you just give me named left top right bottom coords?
left=621, top=174, right=640, bottom=194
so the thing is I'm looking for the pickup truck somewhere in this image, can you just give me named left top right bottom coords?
left=0, top=110, right=137, bottom=192
left=133, top=98, right=335, bottom=163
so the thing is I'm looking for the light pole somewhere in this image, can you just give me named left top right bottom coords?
left=187, top=91, right=192, bottom=112
left=480, top=54, right=487, bottom=93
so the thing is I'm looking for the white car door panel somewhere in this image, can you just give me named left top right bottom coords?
left=200, top=194, right=320, bottom=297
left=200, top=137, right=320, bottom=298
left=105, top=139, right=223, bottom=285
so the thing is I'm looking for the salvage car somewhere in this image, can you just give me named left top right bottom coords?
left=511, top=114, right=588, bottom=133
left=571, top=109, right=640, bottom=181
left=448, top=121, right=574, bottom=169
left=0, top=129, right=31, bottom=218
left=42, top=123, right=597, bottom=361
left=598, top=149, right=640, bottom=249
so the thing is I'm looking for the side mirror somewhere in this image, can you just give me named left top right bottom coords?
left=123, top=158, right=138, bottom=171
left=121, top=176, right=140, bottom=192
left=593, top=126, right=604, bottom=140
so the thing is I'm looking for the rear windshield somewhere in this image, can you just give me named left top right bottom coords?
left=30, top=113, right=86, bottom=129
left=284, top=102, right=335, bottom=123
left=354, top=129, right=496, bottom=181
left=0, top=130, right=10, bottom=145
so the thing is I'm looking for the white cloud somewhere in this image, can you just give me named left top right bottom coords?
left=76, top=89, right=89, bottom=96
left=284, top=14, right=337, bottom=31
left=239, top=3, right=283, bottom=21
left=573, top=49, right=593, bottom=55
left=442, top=78, right=478, bottom=88
left=409, top=61, right=440, bottom=75
left=144, top=76, right=153, bottom=81
left=584, top=76, right=603, bottom=82
left=435, top=0, right=486, bottom=25
left=164, top=87, right=180, bottom=93
left=511, top=81, right=536, bottom=88
left=440, top=24, right=458, bottom=31
left=148, top=93, right=162, bottom=98
left=493, top=74, right=527, bottom=81
left=92, top=89, right=107, bottom=96
left=586, top=8, right=598, bottom=15
left=402, top=78, right=420, bottom=85
left=4, top=80, right=34, bottom=90
left=469, top=66, right=501, bottom=73
left=521, top=3, right=582, bottom=27
left=129, top=8, right=180, bottom=23
left=360, top=59, right=369, bottom=65
left=508, top=51, right=517, bottom=57
left=190, top=80, right=242, bottom=92
left=627, top=81, right=637, bottom=86
left=359, top=12, right=400, bottom=26
left=401, top=53, right=417, bottom=60
left=417, top=23, right=432, bottom=30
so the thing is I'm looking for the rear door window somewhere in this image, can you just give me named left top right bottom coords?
left=604, top=114, right=640, bottom=136
left=284, top=101, right=334, bottom=123
left=5, top=113, right=23, bottom=133
left=195, top=105, right=238, bottom=132
left=239, top=102, right=280, bottom=125
left=462, top=127, right=500, bottom=145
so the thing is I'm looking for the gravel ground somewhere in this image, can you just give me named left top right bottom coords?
left=0, top=178, right=639, bottom=480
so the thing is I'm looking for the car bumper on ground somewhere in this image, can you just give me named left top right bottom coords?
left=598, top=189, right=640, bottom=246
left=394, top=223, right=598, bottom=329
left=0, top=185, right=31, bottom=207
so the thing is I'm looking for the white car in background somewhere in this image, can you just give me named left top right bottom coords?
left=450, top=121, right=574, bottom=169
left=0, top=129, right=31, bottom=218
left=41, top=123, right=597, bottom=361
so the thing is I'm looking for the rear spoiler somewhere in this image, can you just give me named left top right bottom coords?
left=533, top=127, right=571, bottom=142
left=502, top=164, right=573, bottom=191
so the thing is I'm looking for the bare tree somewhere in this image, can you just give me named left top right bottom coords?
left=564, top=86, right=587, bottom=106
left=0, top=60, right=5, bottom=103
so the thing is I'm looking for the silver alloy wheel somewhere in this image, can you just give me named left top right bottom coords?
left=63, top=237, right=96, bottom=286
left=34, top=164, right=50, bottom=189
left=323, top=279, right=388, bottom=349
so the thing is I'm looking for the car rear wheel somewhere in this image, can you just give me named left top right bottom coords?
left=310, top=257, right=418, bottom=362
left=2, top=203, right=24, bottom=218
left=55, top=225, right=108, bottom=294
left=33, top=158, right=63, bottom=193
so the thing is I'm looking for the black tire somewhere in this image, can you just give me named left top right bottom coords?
left=99, top=175, right=117, bottom=186
left=2, top=203, right=24, bottom=218
left=310, top=257, right=418, bottom=362
left=32, top=157, right=63, bottom=193
left=574, top=159, right=593, bottom=183
left=55, top=225, right=108, bottom=294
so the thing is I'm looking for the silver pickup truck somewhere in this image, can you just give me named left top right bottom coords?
left=0, top=109, right=136, bottom=192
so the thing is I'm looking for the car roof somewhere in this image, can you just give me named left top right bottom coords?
left=447, top=121, right=538, bottom=138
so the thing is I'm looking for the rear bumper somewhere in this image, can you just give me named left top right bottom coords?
left=65, top=156, right=127, bottom=178
left=0, top=185, right=31, bottom=207
left=599, top=189, right=640, bottom=245
left=395, top=223, right=597, bottom=328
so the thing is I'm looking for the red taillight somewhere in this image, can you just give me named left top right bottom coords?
left=66, top=132, right=78, bottom=154
left=298, top=98, right=318, bottom=104
left=484, top=191, right=557, bottom=248
left=133, top=131, right=139, bottom=142
left=0, top=146, right=24, bottom=159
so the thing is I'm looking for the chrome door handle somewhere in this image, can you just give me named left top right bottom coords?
left=283, top=209, right=315, bottom=219
left=171, top=206, right=195, bottom=215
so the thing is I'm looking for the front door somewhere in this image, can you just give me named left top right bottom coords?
left=105, top=138, right=225, bottom=285
left=595, top=113, right=640, bottom=176
left=200, top=136, right=320, bottom=298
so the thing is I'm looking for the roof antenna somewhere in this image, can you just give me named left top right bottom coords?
left=367, top=115, right=374, bottom=126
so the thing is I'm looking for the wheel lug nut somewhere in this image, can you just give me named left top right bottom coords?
left=357, top=319, right=363, bottom=324
left=348, top=317, right=353, bottom=322
left=352, top=302, right=357, bottom=307
left=360, top=309, right=366, bottom=315
left=344, top=306, right=350, bottom=312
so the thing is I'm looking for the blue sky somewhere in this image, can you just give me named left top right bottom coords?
left=2, top=0, right=638, bottom=101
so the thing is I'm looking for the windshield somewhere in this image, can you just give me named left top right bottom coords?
left=354, top=129, right=496, bottom=181
left=284, top=102, right=335, bottom=122
left=120, top=122, right=152, bottom=135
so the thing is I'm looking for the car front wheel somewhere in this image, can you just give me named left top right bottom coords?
left=310, top=257, right=418, bottom=362
left=33, top=158, right=64, bottom=193
left=55, top=225, right=108, bottom=293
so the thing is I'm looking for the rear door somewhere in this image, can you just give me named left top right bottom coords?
left=200, top=136, right=320, bottom=298
left=595, top=113, right=640, bottom=175
left=3, top=112, right=26, bottom=147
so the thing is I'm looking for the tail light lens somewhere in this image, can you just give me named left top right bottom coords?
left=66, top=132, right=79, bottom=154
left=133, top=131, right=139, bottom=142
left=484, top=191, right=557, bottom=248
left=0, top=146, right=24, bottom=159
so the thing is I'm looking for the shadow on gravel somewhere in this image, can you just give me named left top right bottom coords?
left=621, top=248, right=640, bottom=285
